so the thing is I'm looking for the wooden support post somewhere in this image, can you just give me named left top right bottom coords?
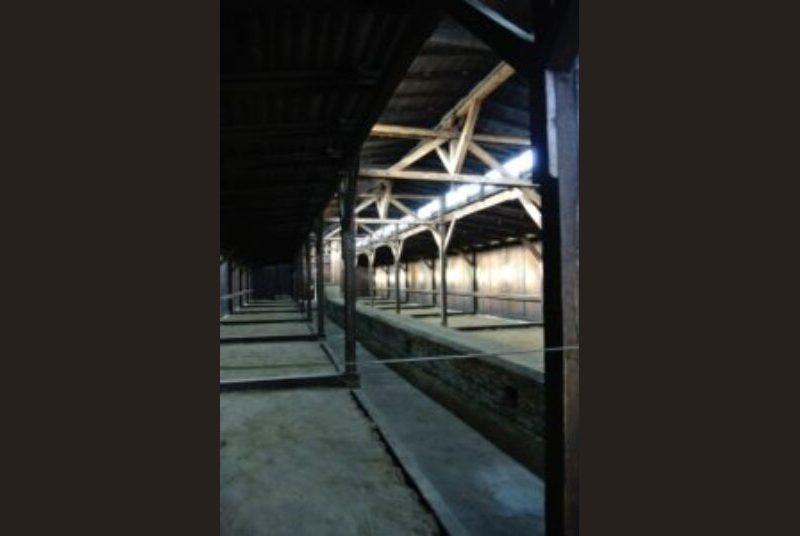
left=315, top=219, right=326, bottom=338
left=238, top=266, right=243, bottom=307
left=395, top=258, right=401, bottom=313
left=239, top=269, right=244, bottom=307
left=439, top=197, right=448, bottom=327
left=524, top=4, right=579, bottom=532
left=225, top=261, right=233, bottom=315
left=405, top=262, right=411, bottom=303
left=244, top=269, right=249, bottom=305
left=367, top=251, right=376, bottom=307
left=472, top=250, right=479, bottom=314
left=295, top=253, right=304, bottom=312
left=547, top=62, right=579, bottom=536
left=429, top=259, right=437, bottom=307
left=393, top=239, right=404, bottom=314
left=340, top=165, right=358, bottom=377
left=242, top=269, right=247, bottom=307
left=244, top=268, right=248, bottom=305
left=233, top=265, right=239, bottom=312
left=305, top=237, right=312, bottom=322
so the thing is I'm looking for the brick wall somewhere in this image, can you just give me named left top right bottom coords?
left=325, top=288, right=545, bottom=476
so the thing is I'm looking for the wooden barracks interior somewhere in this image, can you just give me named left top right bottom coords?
left=220, top=1, right=578, bottom=535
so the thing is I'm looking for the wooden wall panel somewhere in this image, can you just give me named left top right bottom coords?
left=372, top=241, right=543, bottom=320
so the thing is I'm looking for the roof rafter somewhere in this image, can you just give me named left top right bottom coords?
left=359, top=167, right=533, bottom=188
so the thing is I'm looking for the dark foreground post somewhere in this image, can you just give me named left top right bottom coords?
left=315, top=218, right=326, bottom=337
left=305, top=237, right=312, bottom=322
left=339, top=165, right=358, bottom=379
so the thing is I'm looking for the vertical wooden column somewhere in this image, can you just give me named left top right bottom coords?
left=472, top=250, right=479, bottom=314
left=430, top=259, right=437, bottom=306
left=224, top=260, right=231, bottom=315
left=339, top=166, right=357, bottom=377
left=315, top=218, right=326, bottom=338
left=526, top=11, right=579, bottom=535
left=405, top=263, right=411, bottom=303
left=305, top=237, right=312, bottom=322
left=298, top=250, right=305, bottom=312
left=393, top=240, right=404, bottom=314
left=243, top=269, right=247, bottom=306
left=367, top=251, right=376, bottom=306
left=292, top=259, right=296, bottom=302
left=228, top=264, right=239, bottom=313
left=243, top=269, right=248, bottom=305
left=238, top=269, right=244, bottom=308
left=339, top=241, right=345, bottom=298
left=550, top=64, right=579, bottom=536
left=241, top=269, right=246, bottom=306
left=247, top=270, right=252, bottom=303
left=439, top=197, right=448, bottom=327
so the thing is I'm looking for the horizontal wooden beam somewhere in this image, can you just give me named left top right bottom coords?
left=364, top=188, right=532, bottom=248
left=370, top=123, right=530, bottom=146
left=359, top=193, right=439, bottom=200
left=325, top=217, right=436, bottom=226
left=359, top=167, right=533, bottom=188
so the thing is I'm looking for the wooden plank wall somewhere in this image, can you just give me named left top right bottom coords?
left=374, top=265, right=407, bottom=299
left=373, top=242, right=543, bottom=320
left=328, top=241, right=342, bottom=287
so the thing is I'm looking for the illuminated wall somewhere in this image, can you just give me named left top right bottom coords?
left=372, top=242, right=542, bottom=320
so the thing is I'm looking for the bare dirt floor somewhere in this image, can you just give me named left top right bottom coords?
left=220, top=388, right=441, bottom=536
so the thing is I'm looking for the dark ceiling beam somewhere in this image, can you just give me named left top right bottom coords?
left=221, top=122, right=357, bottom=138
left=221, top=199, right=328, bottom=208
left=221, top=71, right=379, bottom=92
left=534, top=0, right=578, bottom=72
left=224, top=0, right=413, bottom=10
left=402, top=70, right=497, bottom=81
left=308, top=9, right=442, bottom=264
left=436, top=0, right=535, bottom=75
left=221, top=157, right=344, bottom=171
left=221, top=193, right=329, bottom=203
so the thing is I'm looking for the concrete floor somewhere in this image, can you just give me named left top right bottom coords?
left=469, top=327, right=544, bottom=353
left=220, top=300, right=440, bottom=535
left=221, top=389, right=440, bottom=536
left=224, top=311, right=307, bottom=323
left=220, top=341, right=335, bottom=380
left=220, top=320, right=314, bottom=339
left=220, top=299, right=545, bottom=535
left=325, top=319, right=544, bottom=536
left=360, top=301, right=544, bottom=371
